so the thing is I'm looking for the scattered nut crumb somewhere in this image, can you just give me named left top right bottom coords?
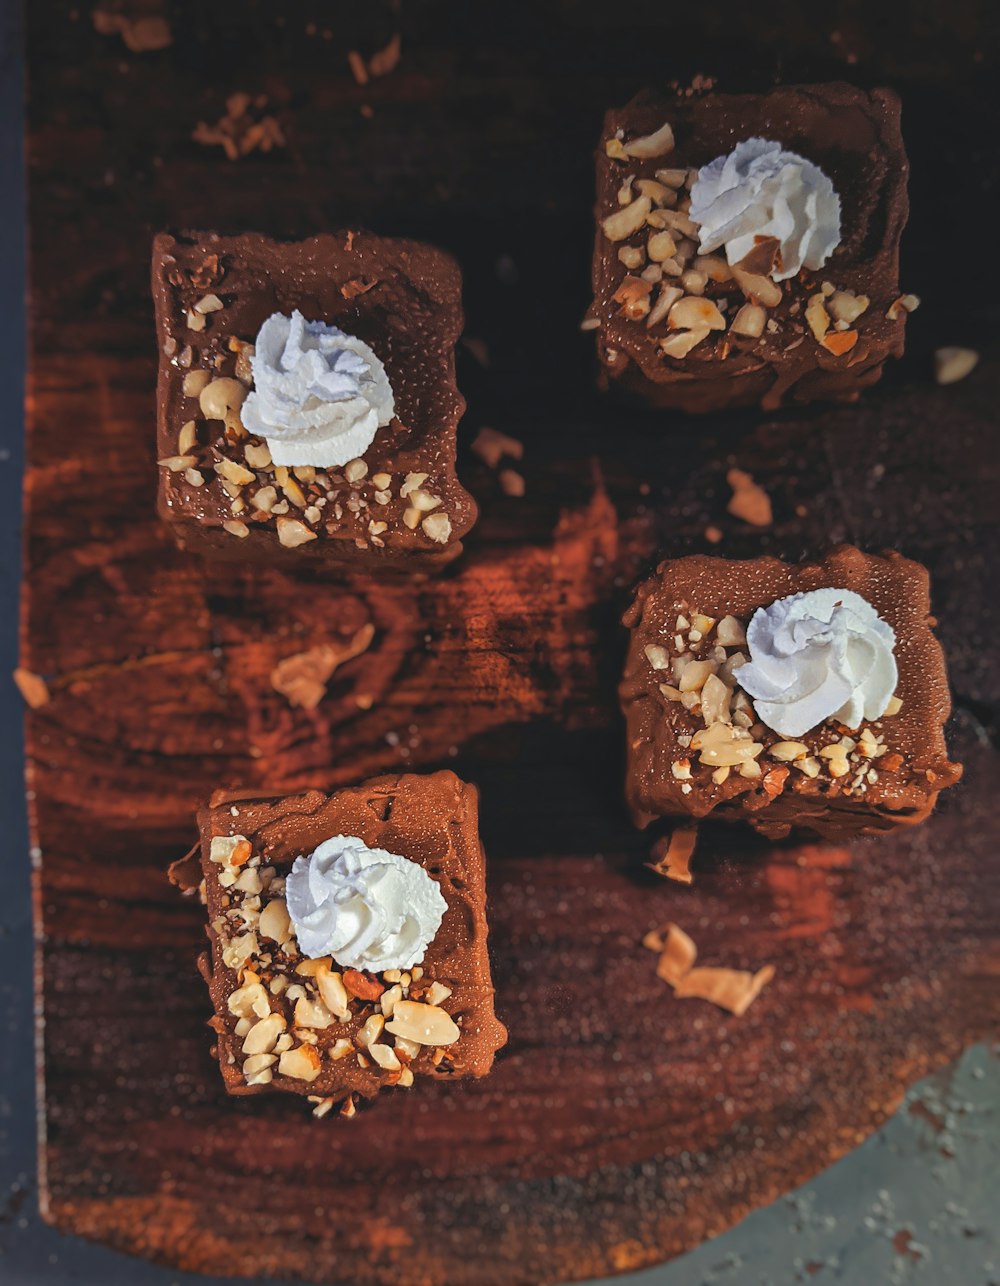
left=643, top=923, right=773, bottom=1015
left=499, top=468, right=525, bottom=497
left=193, top=93, right=285, bottom=161
left=934, top=347, right=979, bottom=385
left=647, top=826, right=697, bottom=884
left=14, top=667, right=50, bottom=709
left=270, top=623, right=375, bottom=710
left=92, top=7, right=172, bottom=52
left=726, top=468, right=772, bottom=526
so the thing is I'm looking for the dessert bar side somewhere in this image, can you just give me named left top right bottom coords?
left=174, top=771, right=507, bottom=1109
left=153, top=231, right=477, bottom=572
left=590, top=83, right=912, bottom=412
left=620, top=546, right=961, bottom=841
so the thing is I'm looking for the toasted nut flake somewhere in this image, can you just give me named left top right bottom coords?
left=344, top=458, right=368, bottom=483
left=691, top=721, right=763, bottom=767
left=470, top=428, right=522, bottom=469
left=385, top=999, right=460, bottom=1046
left=221, top=519, right=250, bottom=540
left=821, top=330, right=858, bottom=356
left=184, top=467, right=205, bottom=487
left=651, top=208, right=699, bottom=239
left=700, top=673, right=731, bottom=725
left=425, top=981, right=452, bottom=1007
left=228, top=979, right=270, bottom=1020
left=934, top=347, right=979, bottom=385
left=601, top=194, right=652, bottom=241
left=214, top=457, right=255, bottom=487
left=768, top=741, right=807, bottom=762
left=623, top=120, right=675, bottom=158
left=243, top=1052, right=277, bottom=1078
left=258, top=897, right=292, bottom=944
left=643, top=643, right=671, bottom=671
left=400, top=471, right=429, bottom=498
left=194, top=293, right=224, bottom=314
left=730, top=303, right=766, bottom=339
left=712, top=765, right=730, bottom=785
left=294, top=996, right=334, bottom=1029
left=251, top=485, right=277, bottom=512
left=679, top=269, right=707, bottom=296
left=243, top=442, right=271, bottom=469
left=647, top=231, right=678, bottom=262
left=886, top=293, right=920, bottom=321
left=693, top=254, right=732, bottom=283
left=715, top=615, right=747, bottom=647
left=357, top=1013, right=386, bottom=1049
left=369, top=1042, right=401, bottom=1071
left=182, top=369, right=211, bottom=397
left=407, top=488, right=441, bottom=513
left=635, top=178, right=676, bottom=206
left=613, top=275, right=653, bottom=320
left=659, top=683, right=682, bottom=701
left=199, top=377, right=247, bottom=421
left=678, top=658, right=717, bottom=692
left=329, top=1038, right=353, bottom=1061
left=160, top=454, right=201, bottom=476
left=648, top=827, right=697, bottom=884
left=276, top=517, right=317, bottom=548
left=827, top=291, right=869, bottom=325
left=499, top=468, right=525, bottom=497
left=380, top=983, right=404, bottom=1017
left=652, top=923, right=698, bottom=985
left=732, top=267, right=782, bottom=308
left=726, top=467, right=772, bottom=526
left=739, top=758, right=762, bottom=779
left=885, top=695, right=903, bottom=716
left=659, top=327, right=710, bottom=358
left=278, top=1043, right=321, bottom=1083
left=242, top=1012, right=285, bottom=1055
left=673, top=963, right=775, bottom=1016
left=669, top=297, right=725, bottom=331
left=794, top=756, right=821, bottom=778
left=421, top=513, right=452, bottom=544
left=315, top=966, right=350, bottom=1020
left=343, top=969, right=384, bottom=1002
left=646, top=283, right=683, bottom=328
left=281, top=475, right=307, bottom=507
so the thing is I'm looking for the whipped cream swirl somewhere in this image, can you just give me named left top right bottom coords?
left=241, top=310, right=394, bottom=469
left=285, top=835, right=446, bottom=972
left=737, top=588, right=897, bottom=739
left=689, top=138, right=841, bottom=281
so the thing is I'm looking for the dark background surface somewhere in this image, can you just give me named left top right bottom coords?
left=4, top=1, right=1000, bottom=1283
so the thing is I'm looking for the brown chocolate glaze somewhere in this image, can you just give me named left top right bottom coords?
left=592, top=83, right=909, bottom=412
left=153, top=231, right=477, bottom=572
left=621, top=546, right=962, bottom=840
left=186, top=770, right=507, bottom=1102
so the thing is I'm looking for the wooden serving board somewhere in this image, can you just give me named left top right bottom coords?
left=24, top=3, right=1000, bottom=1283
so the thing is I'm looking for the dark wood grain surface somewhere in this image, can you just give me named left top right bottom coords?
left=24, top=3, right=1000, bottom=1283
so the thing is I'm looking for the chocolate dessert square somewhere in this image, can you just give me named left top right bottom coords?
left=153, top=231, right=477, bottom=571
left=590, top=83, right=912, bottom=412
left=620, top=546, right=961, bottom=841
left=173, top=771, right=507, bottom=1110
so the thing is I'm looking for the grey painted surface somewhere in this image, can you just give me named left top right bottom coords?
left=0, top=2, right=995, bottom=1283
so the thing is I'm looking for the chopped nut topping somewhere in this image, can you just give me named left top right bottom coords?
left=660, top=327, right=710, bottom=358
left=278, top=1043, right=322, bottom=1083
left=222, top=520, right=249, bottom=539
left=421, top=513, right=452, bottom=544
left=159, top=454, right=198, bottom=473
left=385, top=1000, right=460, bottom=1046
left=613, top=275, right=653, bottom=320
left=276, top=517, right=317, bottom=548
left=668, top=296, right=725, bottom=332
left=344, top=458, right=368, bottom=483
left=199, top=377, right=247, bottom=421
left=732, top=267, right=781, bottom=308
left=691, top=721, right=763, bottom=768
left=730, top=303, right=766, bottom=339
left=242, top=1012, right=285, bottom=1055
left=601, top=194, right=652, bottom=242
left=821, top=330, right=858, bottom=356
left=620, top=121, right=675, bottom=159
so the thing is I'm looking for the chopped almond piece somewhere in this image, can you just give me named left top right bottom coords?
left=601, top=195, right=652, bottom=242
left=659, top=328, right=710, bottom=359
left=732, top=267, right=782, bottom=308
left=668, top=297, right=725, bottom=331
left=622, top=121, right=675, bottom=158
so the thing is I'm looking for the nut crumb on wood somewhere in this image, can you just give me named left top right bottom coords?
left=643, top=922, right=773, bottom=1015
left=647, top=826, right=697, bottom=884
left=92, top=8, right=172, bottom=52
left=14, top=667, right=50, bottom=709
left=193, top=93, right=285, bottom=161
left=726, top=467, right=773, bottom=527
left=271, top=623, right=375, bottom=710
left=471, top=427, right=524, bottom=469
left=934, top=346, right=979, bottom=385
left=499, top=468, right=525, bottom=498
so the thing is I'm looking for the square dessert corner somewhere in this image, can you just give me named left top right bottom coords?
left=620, top=546, right=962, bottom=842
left=590, top=83, right=912, bottom=412
left=152, top=230, right=477, bottom=572
left=172, top=771, right=507, bottom=1112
